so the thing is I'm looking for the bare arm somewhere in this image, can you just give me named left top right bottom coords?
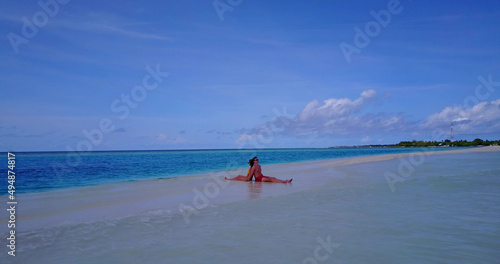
left=245, top=166, right=255, bottom=181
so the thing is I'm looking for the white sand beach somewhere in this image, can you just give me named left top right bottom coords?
left=321, top=145, right=500, bottom=167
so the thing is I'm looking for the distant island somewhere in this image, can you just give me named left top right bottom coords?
left=330, top=138, right=500, bottom=148
left=394, top=138, right=499, bottom=147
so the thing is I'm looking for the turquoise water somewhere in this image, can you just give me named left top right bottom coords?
left=2, top=147, right=456, bottom=194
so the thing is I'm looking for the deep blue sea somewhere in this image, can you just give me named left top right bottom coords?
left=2, top=147, right=459, bottom=194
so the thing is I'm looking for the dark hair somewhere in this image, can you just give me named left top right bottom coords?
left=249, top=156, right=258, bottom=167
left=248, top=157, right=258, bottom=167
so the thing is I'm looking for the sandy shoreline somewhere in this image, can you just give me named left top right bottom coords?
left=320, top=146, right=500, bottom=167
left=2, top=146, right=499, bottom=232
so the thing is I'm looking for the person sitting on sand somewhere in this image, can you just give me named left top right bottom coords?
left=226, top=157, right=292, bottom=183
left=225, top=159, right=254, bottom=181
left=251, top=157, right=292, bottom=183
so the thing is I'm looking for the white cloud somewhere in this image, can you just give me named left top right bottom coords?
left=156, top=133, right=168, bottom=141
left=235, top=92, right=500, bottom=147
left=288, top=90, right=406, bottom=136
left=235, top=90, right=407, bottom=146
left=155, top=133, right=187, bottom=145
left=43, top=11, right=172, bottom=41
left=235, top=133, right=255, bottom=146
left=453, top=117, right=469, bottom=122
left=298, top=89, right=376, bottom=122
left=421, top=99, right=500, bottom=134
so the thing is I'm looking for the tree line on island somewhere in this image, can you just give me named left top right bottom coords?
left=396, top=138, right=499, bottom=147
left=330, top=138, right=499, bottom=148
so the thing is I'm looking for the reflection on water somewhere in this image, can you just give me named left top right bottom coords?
left=247, top=182, right=263, bottom=199
left=245, top=181, right=295, bottom=200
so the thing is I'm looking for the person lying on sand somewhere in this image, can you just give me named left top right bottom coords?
left=225, top=157, right=292, bottom=183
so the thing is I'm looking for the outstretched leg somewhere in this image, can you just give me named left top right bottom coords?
left=261, top=176, right=292, bottom=183
left=225, top=175, right=248, bottom=181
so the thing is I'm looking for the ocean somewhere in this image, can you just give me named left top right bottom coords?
left=1, top=147, right=499, bottom=263
left=2, top=147, right=455, bottom=194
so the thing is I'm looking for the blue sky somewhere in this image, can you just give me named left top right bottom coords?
left=1, top=0, right=500, bottom=151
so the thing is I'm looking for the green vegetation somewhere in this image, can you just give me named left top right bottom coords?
left=328, top=138, right=499, bottom=148
left=396, top=138, right=499, bottom=147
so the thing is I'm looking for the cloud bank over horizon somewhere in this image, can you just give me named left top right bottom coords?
left=236, top=91, right=500, bottom=147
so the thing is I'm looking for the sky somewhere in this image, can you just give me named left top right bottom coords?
left=1, top=0, right=500, bottom=151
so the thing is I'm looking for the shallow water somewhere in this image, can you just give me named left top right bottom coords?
left=2, top=151, right=499, bottom=263
left=1, top=147, right=454, bottom=194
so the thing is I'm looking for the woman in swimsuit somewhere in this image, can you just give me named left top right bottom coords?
left=250, top=157, right=292, bottom=183
left=225, top=157, right=292, bottom=183
left=225, top=159, right=254, bottom=181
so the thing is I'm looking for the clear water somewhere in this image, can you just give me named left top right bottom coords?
left=2, top=147, right=455, bottom=194
left=1, top=150, right=498, bottom=263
